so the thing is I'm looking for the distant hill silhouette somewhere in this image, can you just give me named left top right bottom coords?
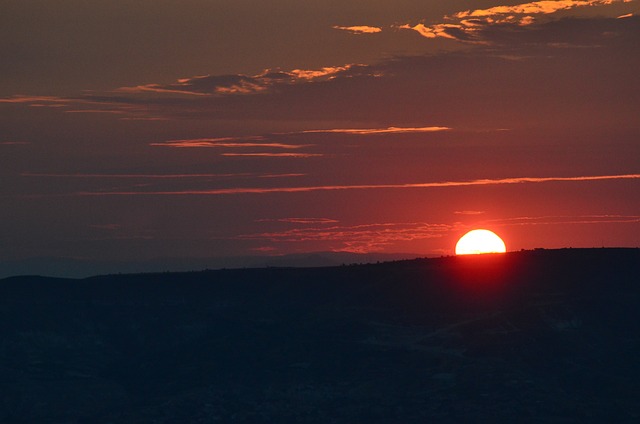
left=0, top=251, right=417, bottom=279
left=0, top=248, right=638, bottom=423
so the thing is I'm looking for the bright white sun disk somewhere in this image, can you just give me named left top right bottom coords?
left=455, top=229, right=506, bottom=255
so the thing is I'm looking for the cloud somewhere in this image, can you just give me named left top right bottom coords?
left=0, top=63, right=377, bottom=120
left=143, top=125, right=450, bottom=160
left=70, top=174, right=640, bottom=196
left=117, top=65, right=364, bottom=97
left=220, top=153, right=322, bottom=158
left=149, top=127, right=449, bottom=150
left=299, top=126, right=451, bottom=135
left=397, top=24, right=466, bottom=40
left=1, top=17, right=637, bottom=127
left=258, top=173, right=307, bottom=179
left=256, top=218, right=340, bottom=224
left=397, top=0, right=634, bottom=42
left=118, top=74, right=269, bottom=96
left=454, top=0, right=628, bottom=18
left=21, top=172, right=303, bottom=180
left=484, top=214, right=640, bottom=226
left=0, top=94, right=152, bottom=118
left=150, top=138, right=312, bottom=149
left=64, top=109, right=129, bottom=115
left=0, top=141, right=31, bottom=145
left=333, top=25, right=383, bottom=34
left=251, top=246, right=278, bottom=253
left=0, top=95, right=69, bottom=104
left=237, top=222, right=451, bottom=253
left=454, top=210, right=486, bottom=215
left=149, top=136, right=262, bottom=147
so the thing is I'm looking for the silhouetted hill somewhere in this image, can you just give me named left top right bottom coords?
left=0, top=248, right=638, bottom=423
left=0, top=251, right=416, bottom=279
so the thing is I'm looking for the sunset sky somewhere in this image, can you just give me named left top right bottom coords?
left=1, top=0, right=639, bottom=267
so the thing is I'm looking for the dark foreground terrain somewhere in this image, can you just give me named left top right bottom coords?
left=1, top=248, right=638, bottom=423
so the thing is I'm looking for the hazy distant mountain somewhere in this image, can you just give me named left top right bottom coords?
left=0, top=252, right=421, bottom=279
left=1, top=248, right=638, bottom=423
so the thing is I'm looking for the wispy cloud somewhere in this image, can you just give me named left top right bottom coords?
left=117, top=65, right=364, bottom=97
left=238, top=222, right=451, bottom=253
left=220, top=153, right=322, bottom=158
left=0, top=141, right=31, bottom=145
left=251, top=246, right=278, bottom=253
left=149, top=126, right=450, bottom=150
left=0, top=64, right=376, bottom=120
left=0, top=95, right=70, bottom=104
left=1, top=16, right=636, bottom=126
left=397, top=23, right=466, bottom=40
left=64, top=109, right=128, bottom=115
left=454, top=210, right=486, bottom=215
left=258, top=173, right=307, bottom=179
left=71, top=174, right=640, bottom=196
left=0, top=94, right=152, bottom=118
left=116, top=83, right=210, bottom=97
left=299, top=126, right=451, bottom=135
left=256, top=218, right=340, bottom=224
left=149, top=137, right=312, bottom=150
left=333, top=25, right=382, bottom=34
left=21, top=172, right=303, bottom=180
left=484, top=214, right=640, bottom=226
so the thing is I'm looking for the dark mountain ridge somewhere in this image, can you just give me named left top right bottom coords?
left=1, top=248, right=638, bottom=423
left=0, top=251, right=417, bottom=279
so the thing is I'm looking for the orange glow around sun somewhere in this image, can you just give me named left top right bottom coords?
left=455, top=229, right=506, bottom=255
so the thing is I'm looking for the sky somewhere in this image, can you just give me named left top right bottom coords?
left=1, top=0, right=639, bottom=268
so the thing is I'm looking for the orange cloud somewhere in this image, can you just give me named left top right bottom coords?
left=213, top=81, right=269, bottom=95
left=72, top=174, right=640, bottom=196
left=300, top=126, right=451, bottom=135
left=397, top=24, right=462, bottom=40
left=152, top=126, right=450, bottom=149
left=0, top=95, right=69, bottom=104
left=333, top=25, right=383, bottom=34
left=117, top=84, right=209, bottom=96
left=454, top=210, right=486, bottom=215
left=288, top=66, right=353, bottom=80
left=0, top=64, right=371, bottom=121
left=117, top=65, right=361, bottom=97
left=397, top=0, right=631, bottom=41
left=150, top=138, right=311, bottom=149
left=455, top=0, right=625, bottom=18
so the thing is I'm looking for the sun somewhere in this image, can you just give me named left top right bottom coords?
left=455, top=229, right=506, bottom=255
